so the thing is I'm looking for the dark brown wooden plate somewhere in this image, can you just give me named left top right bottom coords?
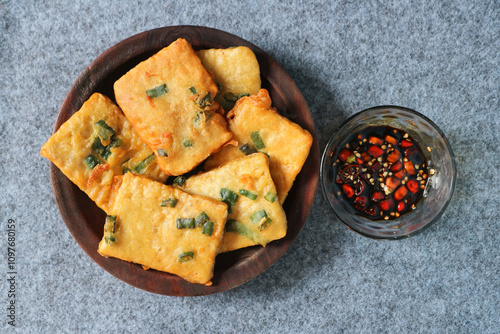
left=50, top=26, right=319, bottom=296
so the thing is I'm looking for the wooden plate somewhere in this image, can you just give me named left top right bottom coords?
left=50, top=26, right=319, bottom=296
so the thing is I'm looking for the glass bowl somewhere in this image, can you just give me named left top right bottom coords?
left=320, top=106, right=456, bottom=239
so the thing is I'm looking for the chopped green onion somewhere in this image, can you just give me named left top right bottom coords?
left=134, top=153, right=156, bottom=173
left=106, top=215, right=116, bottom=232
left=157, top=148, right=168, bottom=157
left=264, top=191, right=277, bottom=203
left=189, top=86, right=197, bottom=94
left=173, top=176, right=186, bottom=186
left=220, top=188, right=238, bottom=206
left=176, top=218, right=195, bottom=229
left=105, top=235, right=115, bottom=246
left=146, top=84, right=168, bottom=98
left=161, top=198, right=178, bottom=208
left=239, top=143, right=257, bottom=156
left=193, top=110, right=212, bottom=127
left=239, top=189, right=257, bottom=200
left=201, top=222, right=214, bottom=236
left=225, top=219, right=266, bottom=244
left=84, top=155, right=100, bottom=170
left=178, top=251, right=194, bottom=263
left=96, top=119, right=116, bottom=141
left=250, top=210, right=268, bottom=224
left=251, top=131, right=265, bottom=149
left=104, top=215, right=117, bottom=246
left=196, top=212, right=210, bottom=227
left=91, top=137, right=106, bottom=156
left=198, top=92, right=212, bottom=108
left=183, top=139, right=193, bottom=148
left=259, top=218, right=272, bottom=231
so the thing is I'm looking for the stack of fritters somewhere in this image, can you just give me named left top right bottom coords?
left=41, top=38, right=312, bottom=286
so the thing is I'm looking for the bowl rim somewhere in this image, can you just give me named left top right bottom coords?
left=320, top=105, right=457, bottom=240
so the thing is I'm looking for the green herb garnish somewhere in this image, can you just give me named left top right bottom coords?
left=134, top=153, right=156, bottom=173
left=196, top=212, right=210, bottom=227
left=173, top=176, right=186, bottom=186
left=264, top=191, right=277, bottom=203
left=183, top=139, right=193, bottom=148
left=225, top=219, right=267, bottom=244
left=250, top=210, right=268, bottom=224
left=251, top=131, right=265, bottom=150
left=146, top=84, right=168, bottom=98
left=176, top=218, right=195, bottom=229
left=259, top=218, right=272, bottom=231
left=201, top=222, right=214, bottom=236
left=239, top=143, right=257, bottom=156
left=198, top=92, right=212, bottom=108
left=84, top=155, right=100, bottom=170
left=104, top=215, right=117, bottom=246
left=189, top=86, right=197, bottom=94
left=91, top=137, right=106, bottom=157
left=96, top=119, right=116, bottom=141
left=239, top=189, right=257, bottom=200
left=178, top=251, right=194, bottom=263
left=220, top=188, right=238, bottom=206
left=161, top=198, right=178, bottom=208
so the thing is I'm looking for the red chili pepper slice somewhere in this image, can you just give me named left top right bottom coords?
left=339, top=164, right=360, bottom=182
left=407, top=180, right=419, bottom=193
left=401, top=140, right=413, bottom=148
left=342, top=184, right=354, bottom=198
left=338, top=148, right=352, bottom=162
left=368, top=145, right=384, bottom=158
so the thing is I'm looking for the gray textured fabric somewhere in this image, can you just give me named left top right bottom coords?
left=0, top=1, right=498, bottom=333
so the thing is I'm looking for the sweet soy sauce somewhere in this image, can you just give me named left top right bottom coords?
left=333, top=125, right=428, bottom=220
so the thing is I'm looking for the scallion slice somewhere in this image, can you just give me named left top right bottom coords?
left=183, top=139, right=193, bottom=148
left=264, top=191, right=277, bottom=203
left=91, top=137, right=106, bottom=156
left=104, top=215, right=117, bottom=246
left=201, top=222, right=214, bottom=236
left=134, top=153, right=156, bottom=173
left=220, top=188, right=238, bottom=206
left=176, top=218, right=195, bottom=229
left=225, top=219, right=264, bottom=243
left=84, top=155, right=100, bottom=170
left=250, top=210, right=268, bottom=224
left=239, top=189, right=257, bottom=200
left=239, top=143, right=257, bottom=156
left=161, top=198, right=178, bottom=208
left=173, top=176, right=186, bottom=186
left=198, top=92, right=212, bottom=108
left=96, top=119, right=115, bottom=141
left=146, top=84, right=168, bottom=98
left=259, top=218, right=272, bottom=231
left=196, top=212, right=210, bottom=227
left=189, top=86, right=197, bottom=94
left=251, top=131, right=265, bottom=149
left=178, top=251, right=194, bottom=263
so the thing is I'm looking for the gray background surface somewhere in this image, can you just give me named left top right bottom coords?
left=1, top=1, right=499, bottom=333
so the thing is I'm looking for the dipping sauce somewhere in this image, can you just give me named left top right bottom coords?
left=332, top=126, right=428, bottom=220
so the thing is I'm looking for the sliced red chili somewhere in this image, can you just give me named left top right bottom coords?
left=338, top=148, right=352, bottom=162
left=340, top=164, right=360, bottom=182
left=342, top=184, right=354, bottom=198
left=368, top=145, right=384, bottom=158
left=407, top=180, right=419, bottom=193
